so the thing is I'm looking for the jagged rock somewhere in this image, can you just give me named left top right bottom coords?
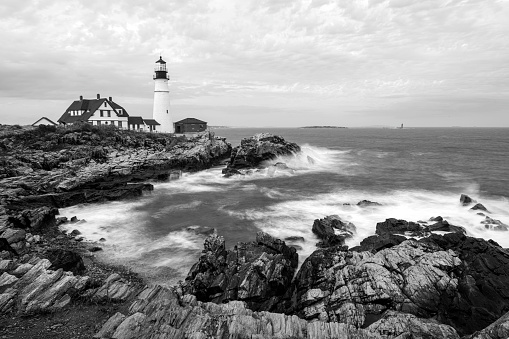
left=285, top=236, right=305, bottom=242
left=428, top=220, right=466, bottom=234
left=6, top=206, right=58, bottom=230
left=0, top=238, right=19, bottom=257
left=283, top=232, right=509, bottom=336
left=95, top=284, right=381, bottom=339
left=45, top=249, right=85, bottom=275
left=351, top=234, right=407, bottom=253
left=312, top=215, right=356, bottom=248
left=375, top=218, right=424, bottom=237
left=430, top=216, right=444, bottom=222
left=357, top=200, right=382, bottom=207
left=88, top=273, right=136, bottom=302
left=467, top=310, right=509, bottom=339
left=461, top=194, right=474, bottom=206
left=69, top=229, right=81, bottom=237
left=481, top=216, right=508, bottom=231
left=223, top=133, right=300, bottom=175
left=182, top=232, right=298, bottom=311
left=471, top=203, right=489, bottom=212
left=367, top=310, right=460, bottom=338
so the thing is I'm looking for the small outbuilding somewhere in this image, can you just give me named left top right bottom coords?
left=32, top=117, right=57, bottom=126
left=174, top=118, right=207, bottom=134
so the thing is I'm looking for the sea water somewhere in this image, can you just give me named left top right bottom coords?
left=60, top=127, right=509, bottom=286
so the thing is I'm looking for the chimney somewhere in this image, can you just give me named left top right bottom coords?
left=97, top=94, right=100, bottom=99
left=109, top=96, right=112, bottom=101
left=79, top=95, right=83, bottom=100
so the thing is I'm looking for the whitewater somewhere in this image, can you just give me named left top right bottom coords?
left=60, top=127, right=509, bottom=286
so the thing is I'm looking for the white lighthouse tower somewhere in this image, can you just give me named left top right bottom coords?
left=152, top=56, right=173, bottom=133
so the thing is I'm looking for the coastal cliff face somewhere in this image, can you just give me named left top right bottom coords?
left=0, top=124, right=231, bottom=210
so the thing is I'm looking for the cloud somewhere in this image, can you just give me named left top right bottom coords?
left=0, top=0, right=508, bottom=126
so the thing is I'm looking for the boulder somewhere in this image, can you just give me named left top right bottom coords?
left=461, top=194, right=474, bottom=206
left=375, top=218, right=424, bottom=237
left=223, top=133, right=300, bottom=174
left=182, top=232, right=298, bottom=311
left=312, top=215, right=356, bottom=248
left=350, top=234, right=407, bottom=253
left=45, top=249, right=85, bottom=275
left=428, top=220, right=466, bottom=234
left=471, top=203, right=489, bottom=212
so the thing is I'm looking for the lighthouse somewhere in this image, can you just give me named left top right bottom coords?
left=152, top=56, right=173, bottom=133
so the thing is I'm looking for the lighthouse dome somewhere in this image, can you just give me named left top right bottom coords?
left=156, top=56, right=166, bottom=64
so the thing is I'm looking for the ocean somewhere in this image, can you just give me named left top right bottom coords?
left=61, top=127, right=509, bottom=286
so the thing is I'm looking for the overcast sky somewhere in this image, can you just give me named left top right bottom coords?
left=1, top=0, right=508, bottom=127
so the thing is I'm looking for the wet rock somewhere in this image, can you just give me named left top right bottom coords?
left=55, top=217, right=68, bottom=226
left=89, top=246, right=103, bottom=252
left=45, top=249, right=85, bottom=275
left=481, top=216, right=508, bottom=231
left=223, top=133, right=300, bottom=174
left=351, top=234, right=407, bottom=253
left=6, top=207, right=58, bottom=230
left=471, top=203, right=489, bottom=212
left=69, top=229, right=81, bottom=237
left=428, top=220, right=466, bottom=234
left=357, top=200, right=382, bottom=207
left=375, top=218, right=424, bottom=237
left=312, top=215, right=356, bottom=248
left=70, top=216, right=79, bottom=223
left=186, top=225, right=216, bottom=236
left=430, top=216, right=444, bottom=222
left=460, top=194, right=474, bottom=206
left=88, top=273, right=136, bottom=303
left=182, top=232, right=298, bottom=312
left=0, top=238, right=19, bottom=257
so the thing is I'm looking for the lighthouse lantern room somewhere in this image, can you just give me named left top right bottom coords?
left=152, top=56, right=173, bottom=133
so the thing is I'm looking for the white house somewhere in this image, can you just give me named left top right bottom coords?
left=57, top=94, right=160, bottom=132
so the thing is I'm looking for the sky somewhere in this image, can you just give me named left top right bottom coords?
left=0, top=0, right=508, bottom=127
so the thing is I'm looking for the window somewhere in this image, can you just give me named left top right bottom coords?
left=166, top=110, right=168, bottom=114
left=104, top=102, right=107, bottom=107
left=107, top=111, right=111, bottom=117
left=97, top=121, right=101, bottom=126
left=118, top=121, right=122, bottom=128
left=118, top=109, right=122, bottom=114
left=100, top=110, right=104, bottom=117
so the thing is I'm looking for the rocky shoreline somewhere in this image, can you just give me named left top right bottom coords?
left=1, top=125, right=509, bottom=338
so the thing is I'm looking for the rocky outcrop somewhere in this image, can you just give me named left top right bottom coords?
left=467, top=311, right=509, bottom=339
left=312, top=215, right=356, bottom=248
left=0, top=125, right=231, bottom=210
left=182, top=232, right=298, bottom=311
left=461, top=194, right=474, bottom=206
left=0, top=255, right=137, bottom=314
left=222, top=133, right=300, bottom=176
left=95, top=285, right=382, bottom=339
left=283, top=231, right=509, bottom=336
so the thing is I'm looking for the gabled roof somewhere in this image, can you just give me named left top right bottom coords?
left=128, top=116, right=144, bottom=125
left=174, top=118, right=207, bottom=124
left=32, top=117, right=57, bottom=126
left=143, top=119, right=160, bottom=125
left=57, top=97, right=129, bottom=124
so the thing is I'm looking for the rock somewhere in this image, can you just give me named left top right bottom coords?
left=182, top=232, right=298, bottom=312
left=312, top=215, right=356, bottom=248
left=186, top=225, right=216, bottom=237
left=95, top=284, right=380, bottom=339
left=351, top=234, right=407, bottom=253
left=45, top=249, right=85, bottom=275
left=99, top=238, right=106, bottom=242
left=357, top=200, right=382, bottom=207
left=223, top=133, right=300, bottom=174
left=428, top=220, right=466, bottom=234
left=89, top=246, right=103, bottom=252
left=481, top=216, right=508, bottom=231
left=6, top=207, right=58, bottom=230
left=55, top=217, right=68, bottom=226
left=89, top=273, right=135, bottom=302
left=69, top=229, right=81, bottom=237
left=0, top=238, right=19, bottom=257
left=70, top=216, right=79, bottom=223
left=367, top=310, right=460, bottom=338
left=375, top=218, right=424, bottom=237
left=430, top=216, right=444, bottom=222
left=467, top=310, right=509, bottom=339
left=283, top=232, right=509, bottom=336
left=471, top=203, right=489, bottom=212
left=460, top=194, right=474, bottom=206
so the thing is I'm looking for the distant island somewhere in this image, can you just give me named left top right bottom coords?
left=300, top=126, right=347, bottom=129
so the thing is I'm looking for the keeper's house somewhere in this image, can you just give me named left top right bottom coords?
left=174, top=118, right=207, bottom=134
left=57, top=94, right=160, bottom=132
